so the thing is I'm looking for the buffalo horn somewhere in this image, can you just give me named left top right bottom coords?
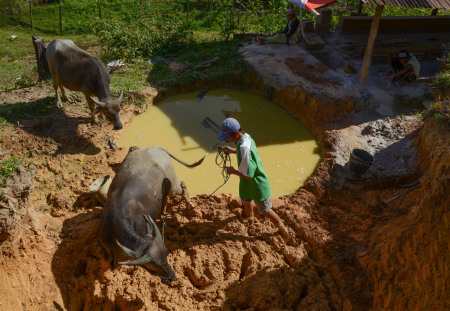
left=90, top=96, right=106, bottom=108
left=119, top=253, right=153, bottom=266
left=143, top=215, right=154, bottom=236
left=144, top=215, right=163, bottom=241
left=115, top=239, right=136, bottom=258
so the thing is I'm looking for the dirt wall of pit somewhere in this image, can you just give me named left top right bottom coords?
left=355, top=114, right=449, bottom=310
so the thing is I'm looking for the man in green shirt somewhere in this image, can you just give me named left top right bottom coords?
left=217, top=118, right=291, bottom=243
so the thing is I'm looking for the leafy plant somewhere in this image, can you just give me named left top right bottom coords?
left=432, top=56, right=450, bottom=98
left=14, top=75, right=36, bottom=89
left=94, top=17, right=191, bottom=61
left=0, top=156, right=22, bottom=186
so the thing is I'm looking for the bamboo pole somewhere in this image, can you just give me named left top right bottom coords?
left=29, top=0, right=33, bottom=30
left=59, top=0, right=63, bottom=35
left=359, top=5, right=384, bottom=86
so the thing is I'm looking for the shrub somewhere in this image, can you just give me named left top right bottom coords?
left=95, top=17, right=191, bottom=61
left=0, top=156, right=22, bottom=186
left=432, top=57, right=450, bottom=98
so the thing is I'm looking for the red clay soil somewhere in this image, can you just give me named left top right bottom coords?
left=0, top=84, right=448, bottom=311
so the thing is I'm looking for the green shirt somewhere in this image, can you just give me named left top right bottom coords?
left=236, top=133, right=272, bottom=201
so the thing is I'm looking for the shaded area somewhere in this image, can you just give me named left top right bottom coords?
left=51, top=209, right=145, bottom=310
left=155, top=88, right=317, bottom=150
left=0, top=96, right=100, bottom=155
left=223, top=262, right=342, bottom=310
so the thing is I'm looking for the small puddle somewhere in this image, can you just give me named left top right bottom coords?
left=117, top=88, right=320, bottom=197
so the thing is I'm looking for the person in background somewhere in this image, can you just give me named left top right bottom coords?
left=217, top=117, right=291, bottom=243
left=256, top=8, right=302, bottom=45
left=386, top=50, right=420, bottom=83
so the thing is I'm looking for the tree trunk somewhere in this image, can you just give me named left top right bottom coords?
left=359, top=5, right=384, bottom=86
left=32, top=36, right=51, bottom=81
left=98, top=0, right=102, bottom=18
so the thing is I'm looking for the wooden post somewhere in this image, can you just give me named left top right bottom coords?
left=187, top=0, right=189, bottom=22
left=359, top=4, right=384, bottom=86
left=59, top=0, right=63, bottom=35
left=32, top=35, right=51, bottom=81
left=358, top=0, right=363, bottom=14
left=29, top=0, right=33, bottom=29
left=98, top=0, right=102, bottom=18
left=9, top=0, right=15, bottom=20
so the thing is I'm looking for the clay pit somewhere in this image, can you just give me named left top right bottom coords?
left=0, top=43, right=449, bottom=311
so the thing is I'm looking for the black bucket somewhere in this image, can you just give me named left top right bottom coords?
left=348, top=149, right=374, bottom=178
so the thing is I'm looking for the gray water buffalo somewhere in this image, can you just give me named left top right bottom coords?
left=45, top=39, right=123, bottom=129
left=99, top=146, right=205, bottom=282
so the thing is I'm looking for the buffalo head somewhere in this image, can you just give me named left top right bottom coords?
left=91, top=89, right=124, bottom=130
left=118, top=215, right=176, bottom=283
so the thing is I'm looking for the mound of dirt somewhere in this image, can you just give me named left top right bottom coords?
left=0, top=165, right=36, bottom=242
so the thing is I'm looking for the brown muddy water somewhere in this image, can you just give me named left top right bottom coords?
left=117, top=88, right=320, bottom=197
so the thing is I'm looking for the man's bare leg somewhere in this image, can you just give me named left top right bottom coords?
left=242, top=200, right=255, bottom=217
left=264, top=210, right=290, bottom=242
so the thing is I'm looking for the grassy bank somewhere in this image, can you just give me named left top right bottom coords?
left=0, top=25, right=246, bottom=95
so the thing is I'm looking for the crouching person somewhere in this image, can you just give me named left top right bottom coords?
left=386, top=49, right=420, bottom=84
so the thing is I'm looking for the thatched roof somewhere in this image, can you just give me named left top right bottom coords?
left=363, top=0, right=450, bottom=9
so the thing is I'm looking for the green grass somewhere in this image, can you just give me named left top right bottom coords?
left=0, top=22, right=247, bottom=96
left=110, top=60, right=153, bottom=94
left=0, top=25, right=100, bottom=91
left=147, top=31, right=246, bottom=87
left=0, top=156, right=22, bottom=186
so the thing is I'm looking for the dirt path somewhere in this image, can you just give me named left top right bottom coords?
left=0, top=84, right=447, bottom=310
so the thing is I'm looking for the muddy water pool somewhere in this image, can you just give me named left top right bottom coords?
left=117, top=88, right=320, bottom=197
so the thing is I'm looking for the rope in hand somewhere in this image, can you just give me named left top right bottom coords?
left=181, top=143, right=232, bottom=209
left=161, top=143, right=232, bottom=239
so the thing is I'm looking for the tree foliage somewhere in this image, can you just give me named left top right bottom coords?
left=1, top=0, right=448, bottom=59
